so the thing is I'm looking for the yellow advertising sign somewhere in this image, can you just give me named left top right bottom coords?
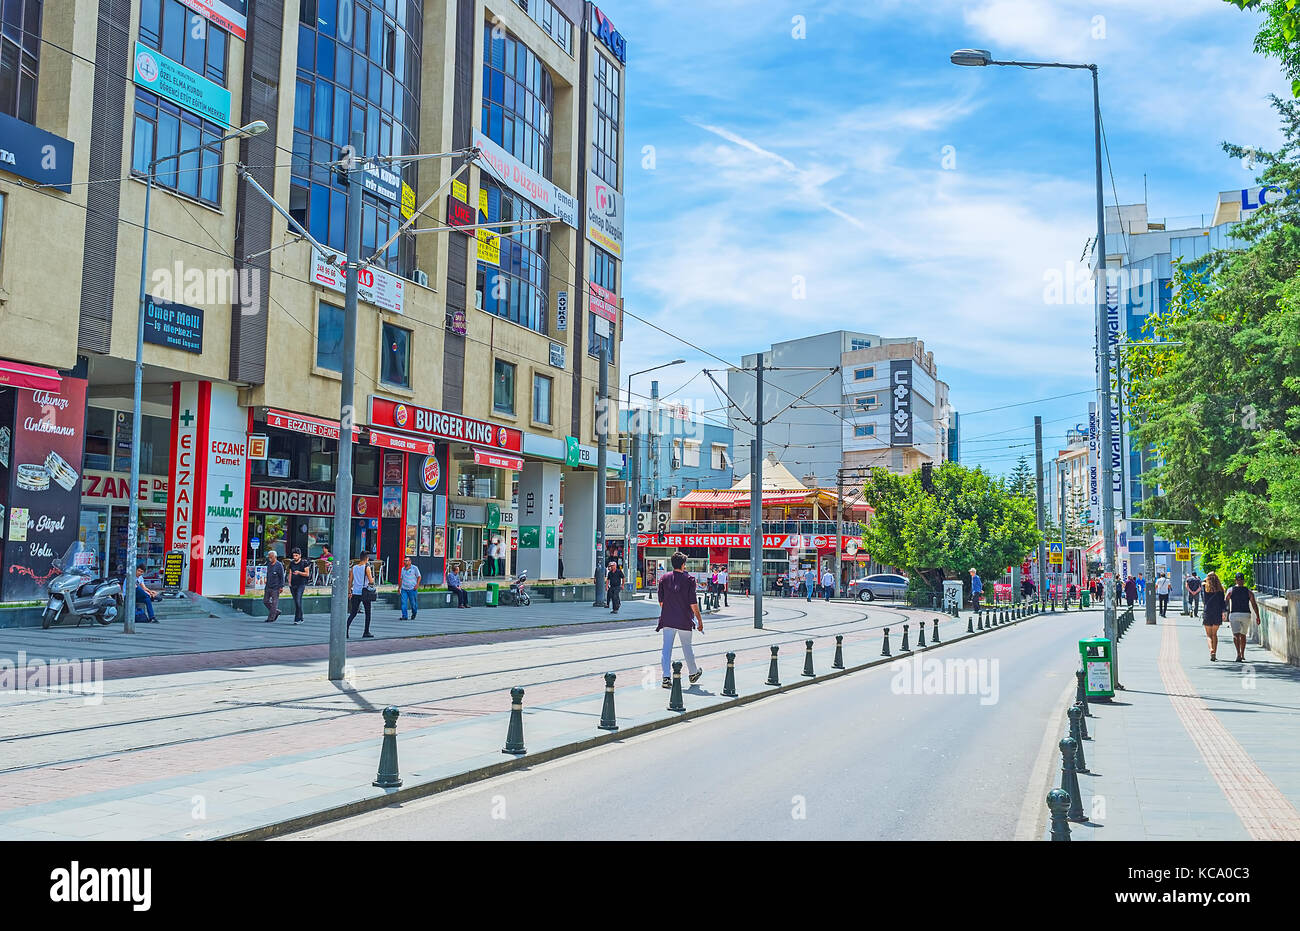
left=1175, top=545, right=1191, bottom=562
left=475, top=187, right=499, bottom=264
left=400, top=182, right=416, bottom=221
left=452, top=179, right=468, bottom=204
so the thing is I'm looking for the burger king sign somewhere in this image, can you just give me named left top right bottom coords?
left=421, top=455, right=441, bottom=492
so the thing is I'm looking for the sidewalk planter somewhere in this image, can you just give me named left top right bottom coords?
left=1258, top=593, right=1300, bottom=666
left=0, top=605, right=58, bottom=629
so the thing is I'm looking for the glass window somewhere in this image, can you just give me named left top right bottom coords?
left=83, top=407, right=114, bottom=471
left=129, top=90, right=222, bottom=206
left=482, top=24, right=553, bottom=178
left=317, top=301, right=344, bottom=371
left=532, top=373, right=552, bottom=424
left=853, top=367, right=874, bottom=380
left=493, top=359, right=515, bottom=415
left=0, top=0, right=40, bottom=121
left=139, top=0, right=228, bottom=87
left=854, top=425, right=875, bottom=437
left=684, top=442, right=701, bottom=467
left=380, top=321, right=411, bottom=388
left=591, top=52, right=620, bottom=188
left=476, top=179, right=550, bottom=334
left=856, top=395, right=877, bottom=409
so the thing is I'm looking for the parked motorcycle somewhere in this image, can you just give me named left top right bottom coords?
left=508, top=570, right=531, bottom=607
left=41, top=541, right=123, bottom=629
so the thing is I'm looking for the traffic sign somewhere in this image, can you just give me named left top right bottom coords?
left=1048, top=542, right=1063, bottom=566
left=1175, top=541, right=1191, bottom=561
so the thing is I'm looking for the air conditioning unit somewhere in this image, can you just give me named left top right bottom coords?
left=666, top=486, right=678, bottom=498
left=413, top=269, right=429, bottom=287
left=641, top=494, right=654, bottom=507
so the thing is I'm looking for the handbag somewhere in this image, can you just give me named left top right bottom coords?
left=362, top=583, right=377, bottom=603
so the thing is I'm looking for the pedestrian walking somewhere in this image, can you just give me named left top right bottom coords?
left=345, top=552, right=375, bottom=638
left=1226, top=573, right=1261, bottom=663
left=774, top=575, right=786, bottom=598
left=445, top=566, right=469, bottom=608
left=1201, top=571, right=1227, bottom=662
left=821, top=568, right=834, bottom=602
left=489, top=536, right=505, bottom=578
left=969, top=567, right=983, bottom=612
left=656, top=553, right=703, bottom=689
left=399, top=556, right=421, bottom=620
left=606, top=560, right=624, bottom=614
left=288, top=547, right=311, bottom=624
left=1184, top=572, right=1202, bottom=617
left=717, top=566, right=729, bottom=606
left=804, top=567, right=816, bottom=602
left=262, top=550, right=285, bottom=622
left=1154, top=572, right=1172, bottom=617
left=1067, top=581, right=1078, bottom=605
left=1136, top=573, right=1146, bottom=606
left=1124, top=575, right=1137, bottom=608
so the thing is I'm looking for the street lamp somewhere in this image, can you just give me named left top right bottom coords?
left=123, top=120, right=268, bottom=633
left=623, top=360, right=685, bottom=594
left=950, top=48, right=1122, bottom=668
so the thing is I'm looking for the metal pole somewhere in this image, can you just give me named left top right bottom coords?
left=623, top=373, right=633, bottom=587
left=1060, top=461, right=1068, bottom=598
left=835, top=465, right=844, bottom=599
left=594, top=345, right=609, bottom=606
left=750, top=356, right=764, bottom=628
left=628, top=430, right=640, bottom=592
left=1092, top=66, right=1119, bottom=661
left=1034, top=416, right=1048, bottom=599
left=328, top=131, right=365, bottom=682
left=124, top=172, right=155, bottom=636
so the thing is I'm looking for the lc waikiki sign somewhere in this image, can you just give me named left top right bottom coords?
left=167, top=382, right=249, bottom=595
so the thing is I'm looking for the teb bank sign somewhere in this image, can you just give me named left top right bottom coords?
left=590, top=5, right=627, bottom=63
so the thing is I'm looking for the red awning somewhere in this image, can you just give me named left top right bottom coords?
left=678, top=490, right=749, bottom=508
left=474, top=448, right=524, bottom=470
left=369, top=428, right=437, bottom=456
left=268, top=407, right=361, bottom=442
left=0, top=360, right=61, bottom=392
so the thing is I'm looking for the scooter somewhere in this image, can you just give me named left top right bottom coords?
left=508, top=570, right=531, bottom=607
left=41, top=542, right=124, bottom=629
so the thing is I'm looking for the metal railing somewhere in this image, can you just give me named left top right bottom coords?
left=667, top=520, right=859, bottom=536
left=1254, top=551, right=1299, bottom=596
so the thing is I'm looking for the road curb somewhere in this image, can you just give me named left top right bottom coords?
left=220, top=608, right=1048, bottom=841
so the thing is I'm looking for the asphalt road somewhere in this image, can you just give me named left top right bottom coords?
left=290, top=609, right=1099, bottom=841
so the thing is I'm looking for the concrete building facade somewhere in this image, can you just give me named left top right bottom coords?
left=0, top=0, right=627, bottom=604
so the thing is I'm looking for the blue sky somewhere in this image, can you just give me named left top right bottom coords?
left=607, top=0, right=1286, bottom=477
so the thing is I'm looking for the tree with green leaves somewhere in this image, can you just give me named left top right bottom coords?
left=1225, top=1, right=1300, bottom=98
left=1004, top=455, right=1036, bottom=501
left=1126, top=97, right=1300, bottom=552
left=860, top=462, right=1041, bottom=597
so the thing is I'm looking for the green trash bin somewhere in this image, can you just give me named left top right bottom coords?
left=1081, top=591, right=1091, bottom=608
left=1078, top=637, right=1114, bottom=700
left=485, top=582, right=499, bottom=607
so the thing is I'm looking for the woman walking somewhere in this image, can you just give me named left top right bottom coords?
left=1201, top=571, right=1226, bottom=662
left=1226, top=573, right=1261, bottom=663
left=346, top=551, right=375, bottom=639
left=656, top=553, right=703, bottom=689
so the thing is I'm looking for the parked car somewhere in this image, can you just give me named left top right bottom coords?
left=848, top=573, right=909, bottom=601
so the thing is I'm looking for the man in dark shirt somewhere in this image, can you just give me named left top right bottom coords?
left=287, top=547, right=312, bottom=625
left=606, top=560, right=624, bottom=614
left=264, top=550, right=286, bottom=623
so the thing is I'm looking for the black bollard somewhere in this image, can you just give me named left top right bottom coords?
left=668, top=660, right=686, bottom=712
left=881, top=627, right=892, bottom=657
left=766, top=645, right=781, bottom=686
left=1075, top=701, right=1090, bottom=741
left=1068, top=705, right=1089, bottom=772
left=932, top=617, right=941, bottom=643
left=503, top=686, right=527, bottom=755
left=372, top=706, right=402, bottom=788
left=901, top=623, right=911, bottom=652
left=1060, top=737, right=1086, bottom=822
left=802, top=639, right=815, bottom=677
left=917, top=620, right=927, bottom=649
left=598, top=672, right=619, bottom=731
left=722, top=651, right=737, bottom=697
left=1047, top=788, right=1073, bottom=841
left=1075, top=668, right=1092, bottom=717
left=967, top=614, right=974, bottom=634
left=832, top=635, right=844, bottom=669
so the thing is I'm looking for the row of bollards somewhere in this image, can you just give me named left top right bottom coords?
left=1047, top=666, right=1099, bottom=839
left=372, top=599, right=1046, bottom=785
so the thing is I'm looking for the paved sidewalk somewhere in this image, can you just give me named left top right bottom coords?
left=0, top=599, right=1044, bottom=839
left=0, top=597, right=660, bottom=665
left=1045, top=614, right=1300, bottom=840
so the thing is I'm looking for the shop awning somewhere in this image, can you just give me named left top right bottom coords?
left=0, top=360, right=61, bottom=392
left=369, top=428, right=437, bottom=456
left=1085, top=538, right=1104, bottom=556
left=474, top=448, right=524, bottom=470
left=267, top=407, right=361, bottom=442
left=678, top=490, right=750, bottom=508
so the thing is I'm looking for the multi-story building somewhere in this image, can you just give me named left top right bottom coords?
left=725, top=331, right=955, bottom=487
left=619, top=389, right=736, bottom=507
left=0, top=0, right=628, bottom=606
left=1097, top=189, right=1255, bottom=583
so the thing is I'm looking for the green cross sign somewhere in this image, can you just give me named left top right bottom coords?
left=219, top=484, right=234, bottom=504
left=180, top=409, right=195, bottom=427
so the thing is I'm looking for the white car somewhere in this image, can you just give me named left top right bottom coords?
left=848, top=573, right=909, bottom=601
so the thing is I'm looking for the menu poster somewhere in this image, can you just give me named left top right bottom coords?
left=383, top=452, right=404, bottom=485
left=433, top=526, right=445, bottom=558
left=419, top=493, right=433, bottom=557
left=3, top=376, right=87, bottom=599
left=405, top=491, right=419, bottom=555
left=382, top=486, right=402, bottom=518
left=419, top=525, right=431, bottom=557
left=405, top=524, right=418, bottom=556
left=454, top=527, right=464, bottom=561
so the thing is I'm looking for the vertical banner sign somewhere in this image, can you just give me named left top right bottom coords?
left=889, top=359, right=914, bottom=447
left=1087, top=402, right=1099, bottom=522
left=1105, top=278, right=1126, bottom=514
left=168, top=382, right=200, bottom=563
left=199, top=384, right=248, bottom=595
left=2, top=375, right=88, bottom=600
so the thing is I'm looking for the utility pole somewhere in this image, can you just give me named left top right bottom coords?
left=593, top=341, right=609, bottom=607
left=835, top=464, right=845, bottom=599
left=1034, top=416, right=1048, bottom=598
left=628, top=430, right=641, bottom=592
left=1140, top=443, right=1157, bottom=625
left=327, top=130, right=365, bottom=682
left=1060, top=461, right=1068, bottom=597
left=750, top=355, right=764, bottom=629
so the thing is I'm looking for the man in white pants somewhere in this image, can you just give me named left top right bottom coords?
left=656, top=553, right=704, bottom=688
left=716, top=567, right=729, bottom=607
